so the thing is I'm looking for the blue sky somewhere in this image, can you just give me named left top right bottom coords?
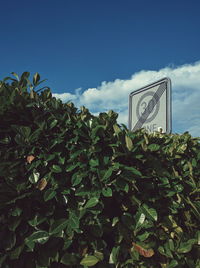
left=1, top=0, right=200, bottom=136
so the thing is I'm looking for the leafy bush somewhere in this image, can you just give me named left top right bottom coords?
left=0, top=72, right=199, bottom=268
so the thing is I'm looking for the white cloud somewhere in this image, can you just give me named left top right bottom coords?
left=52, top=92, right=76, bottom=103
left=53, top=61, right=200, bottom=137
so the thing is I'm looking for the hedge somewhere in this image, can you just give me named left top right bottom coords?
left=0, top=72, right=199, bottom=268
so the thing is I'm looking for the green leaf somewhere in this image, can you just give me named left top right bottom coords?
left=19, top=126, right=31, bottom=138
left=29, top=171, right=40, bottom=183
left=36, top=247, right=50, bottom=267
left=25, top=231, right=49, bottom=245
left=50, top=119, right=58, bottom=129
left=102, top=168, right=113, bottom=181
left=168, top=260, right=178, bottom=268
left=102, top=187, right=112, bottom=197
left=11, top=207, right=22, bottom=216
left=10, top=245, right=24, bottom=260
left=62, top=189, right=70, bottom=195
left=29, top=129, right=41, bottom=142
left=33, top=72, right=40, bottom=85
left=103, top=156, right=110, bottom=164
left=163, top=242, right=173, bottom=258
left=66, top=163, right=79, bottom=172
left=135, top=212, right=145, bottom=229
left=125, top=135, right=133, bottom=150
left=141, top=204, right=158, bottom=221
left=124, top=166, right=142, bottom=177
left=89, top=159, right=99, bottom=167
left=137, top=231, right=150, bottom=241
left=116, top=179, right=129, bottom=192
left=80, top=255, right=100, bottom=266
left=0, top=136, right=11, bottom=144
left=148, top=144, right=160, bottom=151
left=197, top=230, right=200, bottom=245
left=192, top=158, right=197, bottom=167
left=109, top=246, right=120, bottom=264
left=94, top=251, right=104, bottom=261
left=61, top=253, right=79, bottom=265
left=84, top=197, right=99, bottom=209
left=71, top=173, right=83, bottom=186
left=68, top=211, right=79, bottom=230
left=177, top=239, right=196, bottom=253
left=50, top=219, right=68, bottom=235
left=8, top=217, right=21, bottom=231
left=28, top=215, right=46, bottom=227
left=0, top=255, right=6, bottom=266
left=45, top=154, right=55, bottom=162
left=51, top=164, right=62, bottom=173
left=124, top=183, right=129, bottom=193
left=44, top=188, right=56, bottom=201
left=58, top=156, right=65, bottom=165
left=158, top=246, right=165, bottom=256
left=112, top=217, right=119, bottom=227
left=14, top=133, right=25, bottom=145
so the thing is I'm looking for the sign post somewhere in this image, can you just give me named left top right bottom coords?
left=128, top=77, right=171, bottom=133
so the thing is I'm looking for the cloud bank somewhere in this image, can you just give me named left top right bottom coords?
left=53, top=61, right=200, bottom=137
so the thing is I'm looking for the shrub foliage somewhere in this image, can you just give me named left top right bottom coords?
left=0, top=72, right=200, bottom=268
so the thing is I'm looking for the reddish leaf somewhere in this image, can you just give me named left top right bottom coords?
left=27, top=155, right=35, bottom=164
left=132, top=242, right=154, bottom=258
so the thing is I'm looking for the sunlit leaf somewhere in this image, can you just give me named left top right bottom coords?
left=148, top=143, right=160, bottom=151
left=125, top=135, right=133, bottom=150
left=29, top=171, right=40, bottom=184
left=109, top=246, right=120, bottom=264
left=141, top=204, right=158, bottom=222
left=25, top=231, right=49, bottom=245
left=84, top=197, right=99, bottom=209
left=135, top=212, right=145, bottom=229
left=113, top=124, right=121, bottom=135
left=80, top=255, right=100, bottom=266
left=177, top=239, right=196, bottom=253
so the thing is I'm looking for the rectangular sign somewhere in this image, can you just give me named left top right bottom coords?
left=128, top=77, right=172, bottom=133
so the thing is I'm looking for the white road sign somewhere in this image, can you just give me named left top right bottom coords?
left=129, top=77, right=171, bottom=133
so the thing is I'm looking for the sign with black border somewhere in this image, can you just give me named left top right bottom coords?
left=129, top=77, right=172, bottom=133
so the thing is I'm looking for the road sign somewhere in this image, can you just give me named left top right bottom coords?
left=128, top=77, right=171, bottom=133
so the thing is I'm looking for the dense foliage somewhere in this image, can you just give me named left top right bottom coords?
left=0, top=72, right=199, bottom=268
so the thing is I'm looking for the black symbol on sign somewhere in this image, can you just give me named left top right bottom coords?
left=132, top=83, right=166, bottom=131
left=136, top=91, right=160, bottom=124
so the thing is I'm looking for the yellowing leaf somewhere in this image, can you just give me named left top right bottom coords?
left=80, top=255, right=99, bottom=266
left=125, top=135, right=133, bottom=150
left=113, top=124, right=121, bottom=135
left=36, top=178, right=47, bottom=191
